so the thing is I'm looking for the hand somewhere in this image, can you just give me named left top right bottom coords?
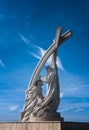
left=37, top=75, right=41, bottom=80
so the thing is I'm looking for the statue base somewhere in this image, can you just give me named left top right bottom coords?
left=29, top=112, right=64, bottom=122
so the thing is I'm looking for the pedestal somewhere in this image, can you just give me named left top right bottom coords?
left=29, top=112, right=64, bottom=122
left=0, top=121, right=89, bottom=130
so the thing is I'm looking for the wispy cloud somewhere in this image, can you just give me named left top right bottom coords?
left=8, top=105, right=19, bottom=111
left=74, top=108, right=84, bottom=112
left=59, top=100, right=89, bottom=113
left=0, top=13, right=17, bottom=22
left=18, top=32, right=64, bottom=70
left=80, top=83, right=89, bottom=88
left=60, top=105, right=80, bottom=113
left=29, top=46, right=64, bottom=70
left=60, top=92, right=64, bottom=98
left=70, top=87, right=78, bottom=91
left=18, top=32, right=29, bottom=44
left=60, top=106, right=74, bottom=112
left=59, top=70, right=89, bottom=98
left=30, top=52, right=41, bottom=59
left=0, top=59, right=5, bottom=68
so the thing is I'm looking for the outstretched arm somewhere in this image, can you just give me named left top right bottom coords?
left=40, top=76, right=48, bottom=83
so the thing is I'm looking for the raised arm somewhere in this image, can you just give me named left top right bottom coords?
left=40, top=76, right=47, bottom=83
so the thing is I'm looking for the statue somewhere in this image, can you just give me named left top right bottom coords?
left=20, top=27, right=72, bottom=121
left=20, top=79, right=43, bottom=121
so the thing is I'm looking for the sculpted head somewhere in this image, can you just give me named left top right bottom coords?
left=46, top=66, right=53, bottom=73
left=35, top=79, right=43, bottom=87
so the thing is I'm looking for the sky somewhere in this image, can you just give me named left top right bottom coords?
left=0, top=0, right=89, bottom=122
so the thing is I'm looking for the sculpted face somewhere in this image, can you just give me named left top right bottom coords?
left=46, top=66, right=53, bottom=73
left=36, top=80, right=43, bottom=87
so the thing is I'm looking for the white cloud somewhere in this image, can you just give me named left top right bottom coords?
left=56, top=57, right=64, bottom=70
left=19, top=32, right=29, bottom=44
left=38, top=46, right=46, bottom=57
left=70, top=87, right=78, bottom=91
left=0, top=14, right=17, bottom=22
left=8, top=105, right=19, bottom=111
left=74, top=108, right=84, bottom=112
left=29, top=52, right=41, bottom=59
left=59, top=102, right=79, bottom=113
left=59, top=101, right=89, bottom=113
left=59, top=70, right=89, bottom=98
left=60, top=107, right=74, bottom=112
left=30, top=46, right=64, bottom=70
left=81, top=83, right=89, bottom=87
left=60, top=92, right=64, bottom=98
left=0, top=59, right=5, bottom=68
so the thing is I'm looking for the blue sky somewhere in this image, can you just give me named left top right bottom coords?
left=0, top=0, right=89, bottom=122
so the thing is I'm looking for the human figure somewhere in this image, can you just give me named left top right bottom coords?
left=20, top=79, right=43, bottom=121
left=31, top=63, right=60, bottom=116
